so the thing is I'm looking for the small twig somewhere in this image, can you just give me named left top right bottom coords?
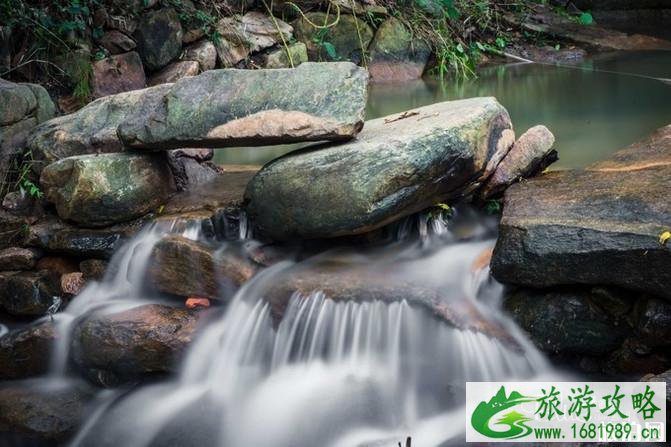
left=384, top=111, right=419, bottom=124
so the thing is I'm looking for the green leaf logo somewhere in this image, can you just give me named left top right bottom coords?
left=471, top=386, right=537, bottom=439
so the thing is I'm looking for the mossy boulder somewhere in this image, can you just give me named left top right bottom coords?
left=118, top=62, right=368, bottom=149
left=40, top=153, right=176, bottom=227
left=245, top=97, right=513, bottom=240
left=134, top=8, right=183, bottom=71
left=368, top=17, right=431, bottom=82
left=293, top=13, right=374, bottom=64
left=0, top=270, right=61, bottom=316
left=263, top=42, right=309, bottom=68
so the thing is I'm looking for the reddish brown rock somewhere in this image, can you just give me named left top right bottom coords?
left=71, top=304, right=204, bottom=380
left=79, top=259, right=108, bottom=281
left=148, top=235, right=257, bottom=300
left=61, top=272, right=86, bottom=296
left=148, top=60, right=200, bottom=86
left=91, top=51, right=146, bottom=99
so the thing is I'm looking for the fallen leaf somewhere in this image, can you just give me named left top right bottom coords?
left=186, top=297, right=210, bottom=309
left=659, top=230, right=671, bottom=246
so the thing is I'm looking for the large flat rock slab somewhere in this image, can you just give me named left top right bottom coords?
left=118, top=62, right=368, bottom=149
left=492, top=125, right=671, bottom=299
left=245, top=97, right=513, bottom=240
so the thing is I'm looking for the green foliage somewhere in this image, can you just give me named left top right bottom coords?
left=484, top=199, right=502, bottom=215
left=15, top=151, right=43, bottom=199
left=168, top=0, right=222, bottom=43
left=430, top=202, right=453, bottom=220
left=578, top=12, right=593, bottom=25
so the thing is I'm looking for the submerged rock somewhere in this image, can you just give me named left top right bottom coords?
left=479, top=125, right=557, bottom=199
left=0, top=321, right=56, bottom=379
left=118, top=62, right=368, bottom=149
left=0, top=271, right=61, bottom=316
left=265, top=257, right=516, bottom=344
left=148, top=235, right=257, bottom=300
left=245, top=97, right=513, bottom=240
left=71, top=304, right=203, bottom=382
left=492, top=124, right=671, bottom=299
left=27, top=84, right=171, bottom=170
left=367, top=17, right=431, bottom=82
left=40, top=153, right=176, bottom=227
left=0, top=380, right=92, bottom=442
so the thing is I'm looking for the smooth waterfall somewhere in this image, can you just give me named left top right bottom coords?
left=54, top=207, right=564, bottom=447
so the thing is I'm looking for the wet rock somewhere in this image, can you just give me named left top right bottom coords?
left=40, top=153, right=176, bottom=227
left=118, top=62, right=368, bottom=149
left=503, top=287, right=630, bottom=355
left=263, top=42, right=308, bottom=69
left=167, top=155, right=220, bottom=191
left=214, top=12, right=293, bottom=67
left=0, top=321, right=55, bottom=379
left=480, top=125, right=557, bottom=199
left=149, top=60, right=200, bottom=86
left=184, top=40, right=217, bottom=71
left=36, top=256, right=79, bottom=276
left=293, top=13, right=373, bottom=64
left=79, top=259, right=108, bottom=281
left=71, top=304, right=203, bottom=380
left=0, top=271, right=61, bottom=316
left=134, top=8, right=183, bottom=71
left=491, top=124, right=671, bottom=299
left=91, top=51, right=146, bottom=98
left=265, top=258, right=516, bottom=344
left=368, top=17, right=431, bottom=82
left=61, top=272, right=85, bottom=296
left=97, top=30, right=137, bottom=54
left=636, top=298, right=671, bottom=348
left=24, top=218, right=142, bottom=259
left=148, top=235, right=257, bottom=300
left=245, top=97, right=513, bottom=240
left=0, top=247, right=39, bottom=270
left=160, top=167, right=258, bottom=230
left=27, top=83, right=172, bottom=170
left=606, top=338, right=671, bottom=375
left=510, top=4, right=671, bottom=51
left=0, top=380, right=92, bottom=442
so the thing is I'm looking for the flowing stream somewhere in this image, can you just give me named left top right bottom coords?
left=44, top=208, right=567, bottom=447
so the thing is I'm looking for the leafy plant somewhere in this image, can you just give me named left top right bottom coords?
left=484, top=199, right=502, bottom=215
left=15, top=151, right=43, bottom=199
left=578, top=12, right=593, bottom=25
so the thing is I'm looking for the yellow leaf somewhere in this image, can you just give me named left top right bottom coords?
left=659, top=231, right=671, bottom=246
left=157, top=205, right=165, bottom=214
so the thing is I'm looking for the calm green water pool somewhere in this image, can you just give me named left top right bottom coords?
left=214, top=51, right=671, bottom=169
